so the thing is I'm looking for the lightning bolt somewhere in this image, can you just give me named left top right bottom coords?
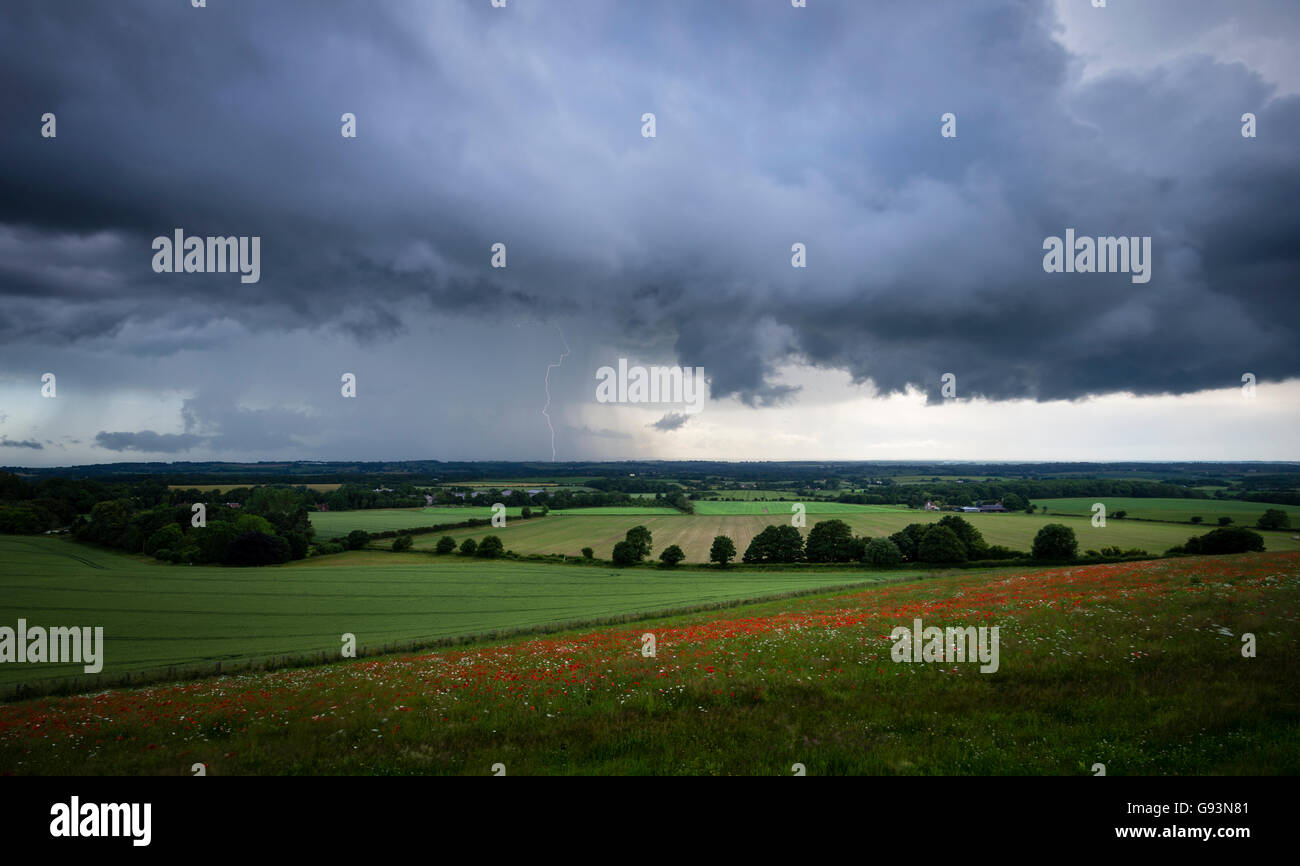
left=542, top=323, right=570, bottom=461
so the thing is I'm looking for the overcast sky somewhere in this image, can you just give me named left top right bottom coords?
left=1, top=0, right=1297, bottom=467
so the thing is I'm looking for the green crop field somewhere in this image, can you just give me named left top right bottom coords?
left=0, top=535, right=899, bottom=690
left=550, top=506, right=683, bottom=516
left=399, top=509, right=1300, bottom=562
left=1035, top=497, right=1300, bottom=525
left=695, top=489, right=803, bottom=500
left=309, top=507, right=530, bottom=538
left=692, top=500, right=906, bottom=516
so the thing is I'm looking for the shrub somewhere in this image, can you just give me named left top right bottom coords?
left=1257, top=509, right=1290, bottom=530
left=391, top=534, right=413, bottom=552
left=936, top=515, right=987, bottom=558
left=477, top=535, right=504, bottom=558
left=659, top=544, right=685, bottom=568
left=459, top=538, right=477, bottom=556
left=863, top=537, right=902, bottom=567
left=581, top=546, right=594, bottom=559
left=1189, top=516, right=1203, bottom=524
left=145, top=524, right=184, bottom=558
left=345, top=529, right=370, bottom=550
left=917, top=525, right=966, bottom=563
left=1182, top=527, right=1265, bottom=555
left=1218, top=516, right=1233, bottom=526
left=435, top=536, right=456, bottom=554
left=1032, top=524, right=1078, bottom=560
left=888, top=524, right=929, bottom=561
left=611, top=540, right=640, bottom=567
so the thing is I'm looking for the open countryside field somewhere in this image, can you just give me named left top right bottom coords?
left=400, top=510, right=1300, bottom=562
left=551, top=506, right=682, bottom=516
left=696, top=489, right=804, bottom=500
left=310, top=506, right=529, bottom=538
left=311, top=505, right=691, bottom=538
left=169, top=483, right=342, bottom=492
left=692, top=501, right=906, bottom=516
left=0, top=536, right=898, bottom=690
left=4, top=551, right=1297, bottom=775
left=1036, top=497, right=1300, bottom=525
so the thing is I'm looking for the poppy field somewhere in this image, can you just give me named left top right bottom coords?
left=2, top=551, right=1297, bottom=775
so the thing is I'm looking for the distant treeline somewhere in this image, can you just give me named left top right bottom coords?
left=840, top=479, right=1226, bottom=509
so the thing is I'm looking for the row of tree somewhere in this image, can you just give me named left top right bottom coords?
left=71, top=487, right=316, bottom=566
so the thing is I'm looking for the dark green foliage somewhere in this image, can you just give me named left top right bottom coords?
left=1258, top=509, right=1290, bottom=530
left=888, top=523, right=930, bottom=561
left=1178, top=527, right=1265, bottom=556
left=224, top=531, right=290, bottom=566
left=918, top=525, right=967, bottom=563
left=435, top=536, right=456, bottom=554
left=709, top=535, right=736, bottom=567
left=611, top=540, right=640, bottom=567
left=659, top=544, right=686, bottom=568
left=863, top=537, right=903, bottom=567
left=459, top=538, right=478, bottom=556
left=936, top=515, right=988, bottom=558
left=345, top=529, right=370, bottom=550
left=742, top=525, right=804, bottom=563
left=476, top=535, right=504, bottom=558
left=1032, top=524, right=1078, bottom=560
left=804, top=519, right=855, bottom=562
left=391, top=534, right=413, bottom=552
left=625, top=525, right=653, bottom=559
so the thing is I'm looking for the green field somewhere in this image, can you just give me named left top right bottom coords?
left=692, top=501, right=906, bottom=516
left=550, top=506, right=683, bottom=516
left=695, top=489, right=802, bottom=500
left=0, top=536, right=899, bottom=689
left=1036, top=497, right=1300, bottom=525
left=400, top=509, right=1300, bottom=562
left=5, top=551, right=1297, bottom=775
left=309, top=507, right=530, bottom=538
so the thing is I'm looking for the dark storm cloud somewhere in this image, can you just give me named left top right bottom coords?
left=650, top=413, right=690, bottom=432
left=94, top=431, right=206, bottom=453
left=1, top=0, right=1297, bottom=415
left=0, top=438, right=43, bottom=449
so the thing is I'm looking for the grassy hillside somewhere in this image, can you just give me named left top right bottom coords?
left=1035, top=497, right=1300, bottom=525
left=309, top=506, right=528, bottom=538
left=0, top=536, right=898, bottom=690
left=692, top=501, right=906, bottom=516
left=4, top=551, right=1295, bottom=775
